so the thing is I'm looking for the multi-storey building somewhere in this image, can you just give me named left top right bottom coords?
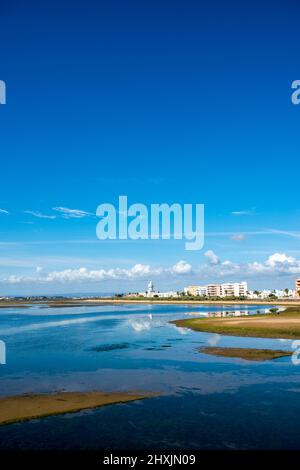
left=184, top=286, right=200, bottom=296
left=184, top=285, right=207, bottom=296
left=206, top=284, right=222, bottom=297
left=221, top=282, right=248, bottom=298
left=184, top=282, right=248, bottom=298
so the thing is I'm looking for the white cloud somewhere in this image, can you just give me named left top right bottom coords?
left=2, top=251, right=300, bottom=287
left=171, top=260, right=192, bottom=274
left=0, top=208, right=10, bottom=215
left=2, top=263, right=163, bottom=285
left=130, top=263, right=151, bottom=276
left=199, top=252, right=300, bottom=280
left=24, top=207, right=93, bottom=220
left=246, top=252, right=300, bottom=276
left=204, top=250, right=219, bottom=265
left=4, top=275, right=26, bottom=284
left=25, top=211, right=56, bottom=220
left=265, top=253, right=296, bottom=268
left=52, top=207, right=93, bottom=219
left=231, top=233, right=246, bottom=241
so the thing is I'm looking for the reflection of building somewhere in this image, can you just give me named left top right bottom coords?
left=207, top=310, right=249, bottom=318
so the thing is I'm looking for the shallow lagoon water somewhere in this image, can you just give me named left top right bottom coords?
left=1, top=303, right=300, bottom=449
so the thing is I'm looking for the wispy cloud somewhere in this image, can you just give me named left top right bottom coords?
left=231, top=233, right=246, bottom=241
left=268, top=229, right=300, bottom=239
left=231, top=208, right=255, bottom=216
left=0, top=208, right=10, bottom=215
left=24, top=207, right=93, bottom=220
left=52, top=207, right=93, bottom=219
left=24, top=211, right=57, bottom=220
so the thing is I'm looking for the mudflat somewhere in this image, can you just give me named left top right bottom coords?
left=0, top=391, right=156, bottom=426
left=200, top=347, right=292, bottom=361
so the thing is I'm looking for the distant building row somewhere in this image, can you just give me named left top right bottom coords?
left=184, top=282, right=248, bottom=298
left=248, top=289, right=295, bottom=299
left=185, top=281, right=300, bottom=299
left=132, top=278, right=300, bottom=300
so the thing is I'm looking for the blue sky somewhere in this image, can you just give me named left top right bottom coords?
left=0, top=0, right=300, bottom=294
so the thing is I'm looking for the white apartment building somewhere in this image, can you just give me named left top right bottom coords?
left=197, top=286, right=208, bottom=296
left=206, top=284, right=222, bottom=297
left=221, top=282, right=248, bottom=298
left=184, top=282, right=248, bottom=298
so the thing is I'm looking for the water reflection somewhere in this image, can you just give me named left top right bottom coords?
left=0, top=303, right=299, bottom=450
left=207, top=309, right=249, bottom=317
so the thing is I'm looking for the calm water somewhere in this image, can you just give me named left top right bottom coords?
left=1, top=303, right=300, bottom=449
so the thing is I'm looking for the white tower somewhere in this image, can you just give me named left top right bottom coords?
left=147, top=281, right=154, bottom=294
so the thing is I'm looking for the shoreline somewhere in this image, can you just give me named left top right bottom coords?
left=1, top=298, right=300, bottom=308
